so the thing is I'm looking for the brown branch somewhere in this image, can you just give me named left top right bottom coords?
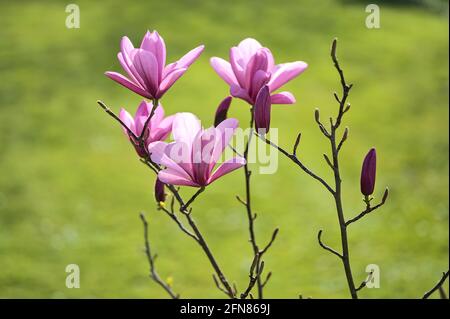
left=356, top=271, right=374, bottom=292
left=256, top=133, right=335, bottom=195
left=242, top=107, right=265, bottom=299
left=346, top=188, right=389, bottom=226
left=158, top=204, right=198, bottom=241
left=317, top=229, right=343, bottom=259
left=240, top=254, right=265, bottom=299
left=97, top=100, right=138, bottom=140
left=139, top=213, right=179, bottom=299
left=423, top=270, right=449, bottom=299
left=259, top=228, right=279, bottom=256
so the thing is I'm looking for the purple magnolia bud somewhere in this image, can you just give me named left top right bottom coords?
left=360, top=148, right=377, bottom=196
left=154, top=178, right=166, bottom=203
left=254, top=85, right=271, bottom=134
left=214, top=96, right=232, bottom=127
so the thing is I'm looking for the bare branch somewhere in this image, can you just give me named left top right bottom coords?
left=139, top=213, right=179, bottom=299
left=356, top=271, right=374, bottom=292
left=423, top=270, right=450, bottom=299
left=256, top=133, right=335, bottom=195
left=317, top=229, right=343, bottom=259
left=97, top=100, right=138, bottom=140
left=345, top=188, right=389, bottom=226
left=259, top=228, right=279, bottom=256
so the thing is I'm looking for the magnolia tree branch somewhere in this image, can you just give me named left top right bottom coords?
left=97, top=100, right=235, bottom=298
left=162, top=180, right=236, bottom=298
left=239, top=107, right=267, bottom=299
left=258, top=38, right=389, bottom=299
left=423, top=270, right=449, bottom=299
left=346, top=188, right=389, bottom=226
left=139, top=213, right=179, bottom=299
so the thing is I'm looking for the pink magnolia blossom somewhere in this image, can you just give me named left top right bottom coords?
left=149, top=113, right=246, bottom=187
left=119, top=100, right=174, bottom=157
left=210, top=38, right=307, bottom=105
left=106, top=31, right=204, bottom=100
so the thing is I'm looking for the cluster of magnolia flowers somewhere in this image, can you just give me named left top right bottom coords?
left=98, top=30, right=395, bottom=300
left=104, top=30, right=321, bottom=190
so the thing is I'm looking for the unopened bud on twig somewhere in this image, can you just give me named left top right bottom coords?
left=154, top=178, right=166, bottom=203
left=342, top=127, right=349, bottom=143
left=214, top=96, right=232, bottom=127
left=314, top=108, right=320, bottom=123
left=360, top=148, right=377, bottom=196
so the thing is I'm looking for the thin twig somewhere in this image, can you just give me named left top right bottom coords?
left=240, top=255, right=265, bottom=299
left=356, top=271, right=374, bottom=292
left=423, top=270, right=450, bottom=299
left=256, top=133, right=335, bottom=195
left=259, top=228, right=279, bottom=256
left=97, top=100, right=138, bottom=140
left=181, top=187, right=205, bottom=211
left=242, top=107, right=265, bottom=299
left=317, top=229, right=343, bottom=259
left=158, top=205, right=198, bottom=241
left=345, top=188, right=389, bottom=226
left=138, top=98, right=158, bottom=140
left=139, top=213, right=179, bottom=299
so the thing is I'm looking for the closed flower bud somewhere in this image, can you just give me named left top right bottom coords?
left=360, top=148, right=377, bottom=196
left=214, top=96, right=232, bottom=127
left=254, top=85, right=271, bottom=134
left=314, top=108, right=320, bottom=123
left=154, top=178, right=166, bottom=203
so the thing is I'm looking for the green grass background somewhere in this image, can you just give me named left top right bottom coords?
left=0, top=0, right=448, bottom=298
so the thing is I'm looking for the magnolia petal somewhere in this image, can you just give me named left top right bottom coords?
left=214, top=96, right=232, bottom=127
left=132, top=49, right=160, bottom=95
left=270, top=91, right=296, bottom=104
left=149, top=141, right=192, bottom=180
left=230, top=84, right=251, bottom=104
left=244, top=49, right=269, bottom=90
left=158, top=168, right=199, bottom=187
left=158, top=67, right=187, bottom=98
left=210, top=57, right=239, bottom=87
left=104, top=71, right=153, bottom=99
left=210, top=118, right=239, bottom=170
left=237, top=38, right=263, bottom=63
left=176, top=45, right=205, bottom=69
left=140, top=30, right=166, bottom=78
left=268, top=61, right=308, bottom=92
left=171, top=112, right=202, bottom=146
left=229, top=47, right=246, bottom=87
left=207, top=157, right=246, bottom=185
left=119, top=108, right=136, bottom=136
left=254, top=85, right=271, bottom=133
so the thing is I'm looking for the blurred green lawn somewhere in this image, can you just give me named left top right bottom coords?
left=0, top=0, right=448, bottom=298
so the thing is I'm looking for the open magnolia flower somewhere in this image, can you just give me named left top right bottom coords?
left=210, top=38, right=307, bottom=105
left=106, top=30, right=204, bottom=100
left=149, top=113, right=246, bottom=187
left=119, top=100, right=174, bottom=157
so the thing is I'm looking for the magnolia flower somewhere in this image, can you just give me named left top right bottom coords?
left=119, top=100, right=174, bottom=157
left=106, top=31, right=204, bottom=99
left=149, top=113, right=246, bottom=187
left=254, top=85, right=271, bottom=133
left=360, top=148, right=377, bottom=196
left=210, top=38, right=307, bottom=105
